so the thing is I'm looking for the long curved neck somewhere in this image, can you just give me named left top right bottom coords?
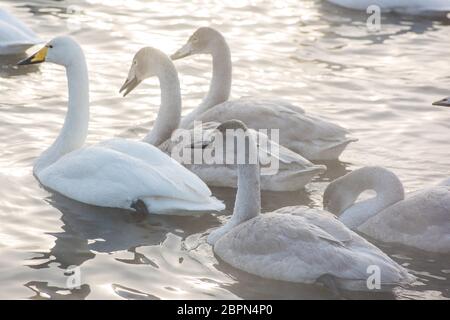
left=338, top=167, right=405, bottom=229
left=232, top=156, right=261, bottom=225
left=34, top=57, right=89, bottom=175
left=179, top=36, right=232, bottom=129
left=207, top=132, right=261, bottom=245
left=143, top=60, right=181, bottom=146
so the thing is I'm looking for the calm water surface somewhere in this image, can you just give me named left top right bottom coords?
left=0, top=0, right=449, bottom=299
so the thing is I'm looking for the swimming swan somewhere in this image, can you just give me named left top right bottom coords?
left=17, top=36, right=224, bottom=215
left=170, top=27, right=357, bottom=161
left=0, top=9, right=42, bottom=55
left=206, top=120, right=414, bottom=291
left=326, top=0, right=450, bottom=14
left=120, top=47, right=326, bottom=192
left=323, top=167, right=450, bottom=253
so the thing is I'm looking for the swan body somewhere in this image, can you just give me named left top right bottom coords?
left=18, top=37, right=224, bottom=214
left=120, top=48, right=326, bottom=192
left=0, top=9, right=42, bottom=55
left=326, top=0, right=450, bottom=14
left=207, top=121, right=414, bottom=291
left=324, top=167, right=450, bottom=253
left=171, top=27, right=356, bottom=160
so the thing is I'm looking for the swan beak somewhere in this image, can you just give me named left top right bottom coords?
left=433, top=97, right=450, bottom=107
left=120, top=76, right=141, bottom=97
left=17, top=46, right=48, bottom=66
left=171, top=43, right=192, bottom=60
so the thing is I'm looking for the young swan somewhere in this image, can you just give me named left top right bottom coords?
left=324, top=167, right=450, bottom=253
left=120, top=47, right=326, bottom=192
left=171, top=27, right=357, bottom=161
left=207, top=120, right=414, bottom=292
left=17, top=39, right=224, bottom=215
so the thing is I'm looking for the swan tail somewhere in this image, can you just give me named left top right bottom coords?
left=305, top=137, right=357, bottom=161
left=133, top=196, right=225, bottom=215
left=261, top=165, right=326, bottom=192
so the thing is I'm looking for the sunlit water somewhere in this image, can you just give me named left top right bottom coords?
left=0, top=0, right=449, bottom=300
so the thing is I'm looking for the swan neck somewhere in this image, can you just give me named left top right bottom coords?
left=231, top=134, right=261, bottom=225
left=205, top=39, right=232, bottom=108
left=338, top=167, right=405, bottom=228
left=34, top=57, right=89, bottom=175
left=144, top=60, right=181, bottom=146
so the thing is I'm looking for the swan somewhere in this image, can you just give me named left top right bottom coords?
left=119, top=47, right=326, bottom=192
left=0, top=8, right=42, bottom=55
left=433, top=96, right=450, bottom=107
left=17, top=36, right=224, bottom=215
left=326, top=0, right=450, bottom=14
left=206, top=120, right=414, bottom=291
left=170, top=27, right=357, bottom=161
left=323, top=167, right=450, bottom=253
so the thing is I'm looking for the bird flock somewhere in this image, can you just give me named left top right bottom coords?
left=1, top=4, right=450, bottom=294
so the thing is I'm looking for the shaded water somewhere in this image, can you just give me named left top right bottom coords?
left=0, top=0, right=449, bottom=299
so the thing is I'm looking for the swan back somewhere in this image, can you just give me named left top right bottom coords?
left=358, top=186, right=450, bottom=253
left=213, top=209, right=414, bottom=290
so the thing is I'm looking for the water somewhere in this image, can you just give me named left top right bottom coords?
left=0, top=0, right=449, bottom=300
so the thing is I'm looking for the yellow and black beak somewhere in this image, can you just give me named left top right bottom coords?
left=17, top=46, right=49, bottom=66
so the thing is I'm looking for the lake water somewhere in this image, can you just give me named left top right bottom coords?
left=0, top=0, right=449, bottom=300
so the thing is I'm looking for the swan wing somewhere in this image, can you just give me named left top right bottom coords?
left=38, top=139, right=223, bottom=213
left=192, top=98, right=356, bottom=159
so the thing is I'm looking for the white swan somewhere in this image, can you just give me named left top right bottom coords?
left=206, top=120, right=414, bottom=291
left=323, top=167, right=450, bottom=253
left=170, top=27, right=357, bottom=161
left=0, top=8, right=42, bottom=55
left=17, top=36, right=224, bottom=215
left=326, top=0, right=450, bottom=14
left=120, top=48, right=326, bottom=192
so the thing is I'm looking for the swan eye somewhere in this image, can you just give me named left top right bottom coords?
left=47, top=45, right=53, bottom=49
left=192, top=37, right=198, bottom=43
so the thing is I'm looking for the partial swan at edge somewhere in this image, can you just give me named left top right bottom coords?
left=0, top=9, right=42, bottom=55
left=323, top=166, right=450, bottom=253
left=326, top=0, right=450, bottom=15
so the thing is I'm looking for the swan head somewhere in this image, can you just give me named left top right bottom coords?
left=433, top=97, right=450, bottom=107
left=120, top=47, right=171, bottom=97
left=171, top=27, right=223, bottom=60
left=323, top=168, right=371, bottom=215
left=17, top=36, right=83, bottom=67
left=323, top=178, right=355, bottom=215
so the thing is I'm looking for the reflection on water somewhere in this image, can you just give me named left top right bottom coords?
left=0, top=0, right=449, bottom=299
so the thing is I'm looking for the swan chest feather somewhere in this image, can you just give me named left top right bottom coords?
left=213, top=209, right=412, bottom=288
